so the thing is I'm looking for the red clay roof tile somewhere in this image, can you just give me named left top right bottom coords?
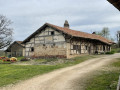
left=46, top=23, right=113, bottom=45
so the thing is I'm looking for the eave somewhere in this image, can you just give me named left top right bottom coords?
left=107, top=0, right=120, bottom=11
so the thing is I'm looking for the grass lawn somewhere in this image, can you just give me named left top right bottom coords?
left=86, top=58, right=120, bottom=90
left=0, top=55, right=100, bottom=87
left=112, top=48, right=120, bottom=53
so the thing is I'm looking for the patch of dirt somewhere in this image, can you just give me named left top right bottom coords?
left=12, top=59, right=75, bottom=65
left=1, top=53, right=120, bottom=90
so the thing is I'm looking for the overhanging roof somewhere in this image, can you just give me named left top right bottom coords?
left=22, top=23, right=114, bottom=45
left=5, top=41, right=24, bottom=52
left=107, top=0, right=120, bottom=11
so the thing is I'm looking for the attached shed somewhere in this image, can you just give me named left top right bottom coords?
left=22, top=21, right=114, bottom=58
left=5, top=41, right=25, bottom=57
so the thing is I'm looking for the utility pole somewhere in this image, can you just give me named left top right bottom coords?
left=117, top=31, right=120, bottom=48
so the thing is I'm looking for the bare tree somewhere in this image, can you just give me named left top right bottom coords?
left=0, top=15, right=13, bottom=49
left=95, top=27, right=114, bottom=41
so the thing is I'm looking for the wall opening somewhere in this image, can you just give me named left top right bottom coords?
left=51, top=31, right=54, bottom=35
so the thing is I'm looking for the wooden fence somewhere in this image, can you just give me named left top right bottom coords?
left=117, top=76, right=120, bottom=90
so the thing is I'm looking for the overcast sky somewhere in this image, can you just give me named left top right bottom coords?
left=0, top=0, right=120, bottom=41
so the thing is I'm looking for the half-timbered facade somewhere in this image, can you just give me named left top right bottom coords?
left=22, top=21, right=113, bottom=58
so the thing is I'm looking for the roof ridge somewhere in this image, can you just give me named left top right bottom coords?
left=46, top=23, right=99, bottom=36
left=22, top=22, right=113, bottom=45
left=46, top=23, right=113, bottom=44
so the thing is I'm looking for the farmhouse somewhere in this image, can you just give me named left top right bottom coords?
left=21, top=21, right=113, bottom=58
left=5, top=41, right=25, bottom=57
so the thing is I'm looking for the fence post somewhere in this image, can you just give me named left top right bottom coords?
left=117, top=76, right=120, bottom=90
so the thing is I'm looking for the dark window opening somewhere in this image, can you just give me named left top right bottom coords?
left=108, top=46, right=110, bottom=51
left=73, top=45, right=80, bottom=50
left=85, top=46, right=88, bottom=50
left=53, top=43, right=55, bottom=46
left=73, top=45, right=77, bottom=50
left=43, top=44, right=46, bottom=46
left=103, top=46, right=105, bottom=51
left=51, top=43, right=55, bottom=48
left=31, top=47, right=34, bottom=52
left=51, top=31, right=54, bottom=35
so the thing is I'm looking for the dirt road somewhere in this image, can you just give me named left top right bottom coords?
left=1, top=53, right=120, bottom=90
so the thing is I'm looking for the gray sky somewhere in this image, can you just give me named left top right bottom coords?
left=0, top=0, right=120, bottom=41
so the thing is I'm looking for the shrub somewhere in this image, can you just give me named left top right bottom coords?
left=20, top=58, right=30, bottom=61
left=105, top=50, right=115, bottom=54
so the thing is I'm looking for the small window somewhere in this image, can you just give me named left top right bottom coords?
left=31, top=47, right=34, bottom=52
left=51, top=43, right=55, bottom=48
left=73, top=45, right=76, bottom=50
left=43, top=44, right=46, bottom=46
left=73, top=45, right=78, bottom=50
left=53, top=43, right=55, bottom=46
left=51, top=31, right=54, bottom=35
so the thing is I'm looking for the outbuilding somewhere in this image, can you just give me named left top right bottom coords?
left=5, top=41, right=25, bottom=57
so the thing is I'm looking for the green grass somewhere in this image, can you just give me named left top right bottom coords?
left=0, top=60, right=11, bottom=64
left=112, top=58, right=120, bottom=67
left=86, top=58, right=120, bottom=90
left=0, top=65, right=62, bottom=87
left=86, top=71, right=119, bottom=90
left=17, top=57, right=25, bottom=61
left=105, top=50, right=115, bottom=54
left=112, top=48, right=120, bottom=53
left=0, top=55, right=100, bottom=87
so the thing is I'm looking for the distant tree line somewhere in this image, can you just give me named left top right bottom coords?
left=95, top=27, right=120, bottom=48
left=95, top=27, right=114, bottom=41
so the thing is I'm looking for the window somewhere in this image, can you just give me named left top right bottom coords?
left=31, top=47, right=34, bottom=52
left=73, top=45, right=78, bottom=50
left=51, top=43, right=55, bottom=48
left=53, top=43, right=55, bottom=46
left=73, top=45, right=76, bottom=50
left=43, top=44, right=46, bottom=46
left=51, top=31, right=54, bottom=35
left=103, top=46, right=105, bottom=51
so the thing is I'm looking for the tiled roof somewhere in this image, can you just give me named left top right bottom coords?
left=16, top=41, right=23, bottom=44
left=46, top=23, right=113, bottom=45
left=22, top=23, right=113, bottom=45
left=5, top=41, right=24, bottom=52
left=16, top=41, right=24, bottom=47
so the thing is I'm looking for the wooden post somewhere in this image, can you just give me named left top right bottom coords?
left=117, top=76, right=120, bottom=90
left=11, top=46, right=12, bottom=57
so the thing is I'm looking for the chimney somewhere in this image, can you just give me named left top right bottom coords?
left=64, top=20, right=69, bottom=28
left=92, top=32, right=96, bottom=34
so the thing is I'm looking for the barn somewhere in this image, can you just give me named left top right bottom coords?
left=22, top=21, right=113, bottom=58
left=5, top=41, right=25, bottom=57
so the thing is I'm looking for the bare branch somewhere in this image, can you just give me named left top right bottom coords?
left=0, top=14, right=13, bottom=49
